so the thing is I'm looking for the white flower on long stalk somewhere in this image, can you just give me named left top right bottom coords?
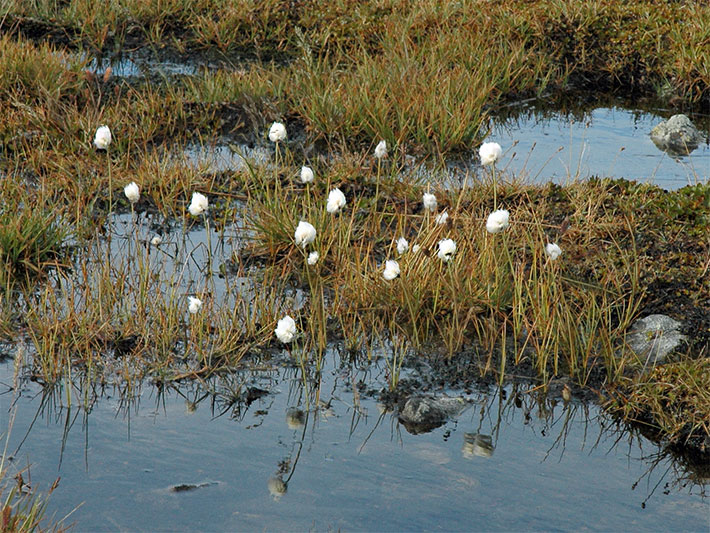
left=124, top=182, right=140, bottom=204
left=479, top=142, right=502, bottom=166
left=307, top=251, right=320, bottom=265
left=545, top=242, right=562, bottom=260
left=269, top=122, right=287, bottom=142
left=382, top=260, right=400, bottom=280
left=435, top=210, right=449, bottom=225
left=187, top=296, right=202, bottom=314
left=300, top=166, right=314, bottom=183
left=396, top=237, right=409, bottom=255
left=93, top=125, right=112, bottom=150
left=294, top=220, right=316, bottom=248
left=486, top=209, right=510, bottom=234
left=188, top=192, right=209, bottom=216
left=275, top=315, right=297, bottom=343
left=374, top=140, right=387, bottom=159
left=412, top=244, right=421, bottom=254
left=423, top=193, right=437, bottom=212
left=437, top=238, right=457, bottom=262
left=326, top=188, right=346, bottom=214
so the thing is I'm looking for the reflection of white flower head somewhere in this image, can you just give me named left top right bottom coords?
left=267, top=477, right=288, bottom=501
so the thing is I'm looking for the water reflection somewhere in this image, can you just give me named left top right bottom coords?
left=1, top=355, right=707, bottom=530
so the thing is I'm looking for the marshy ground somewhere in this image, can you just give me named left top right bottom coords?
left=0, top=1, right=708, bottom=529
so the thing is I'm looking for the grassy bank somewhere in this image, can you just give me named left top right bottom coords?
left=1, top=1, right=709, bottom=154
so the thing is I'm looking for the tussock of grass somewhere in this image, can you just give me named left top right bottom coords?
left=608, top=358, right=710, bottom=445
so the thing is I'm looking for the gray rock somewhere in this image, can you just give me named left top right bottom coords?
left=650, top=114, right=703, bottom=155
left=398, top=396, right=467, bottom=435
left=626, top=314, right=687, bottom=367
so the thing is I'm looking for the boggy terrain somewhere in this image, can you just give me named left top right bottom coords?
left=0, top=1, right=708, bottom=527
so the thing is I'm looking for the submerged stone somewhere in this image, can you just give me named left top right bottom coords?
left=398, top=396, right=467, bottom=435
left=626, top=314, right=687, bottom=367
left=650, top=114, right=703, bottom=156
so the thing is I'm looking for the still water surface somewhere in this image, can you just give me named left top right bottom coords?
left=1, top=353, right=706, bottom=531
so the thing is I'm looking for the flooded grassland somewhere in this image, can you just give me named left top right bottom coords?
left=0, top=2, right=709, bottom=530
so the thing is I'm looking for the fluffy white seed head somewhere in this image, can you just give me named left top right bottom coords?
left=437, top=238, right=457, bottom=262
left=374, top=140, right=387, bottom=159
left=326, top=188, right=347, bottom=214
left=268, top=122, right=287, bottom=142
left=307, top=251, right=320, bottom=265
left=545, top=242, right=562, bottom=260
left=435, top=210, right=449, bottom=225
left=396, top=237, right=409, bottom=255
left=275, top=315, right=297, bottom=343
left=479, top=142, right=502, bottom=166
left=300, top=166, right=314, bottom=183
left=294, top=220, right=317, bottom=248
left=382, top=260, right=400, bottom=280
left=187, top=296, right=202, bottom=314
left=486, top=209, right=510, bottom=234
left=188, top=192, right=209, bottom=216
left=423, top=193, right=437, bottom=212
left=124, top=181, right=140, bottom=204
left=93, top=125, right=112, bottom=150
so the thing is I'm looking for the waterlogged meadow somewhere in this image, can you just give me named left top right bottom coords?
left=0, top=1, right=709, bottom=530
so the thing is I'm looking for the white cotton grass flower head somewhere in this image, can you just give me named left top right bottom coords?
left=374, top=140, right=387, bottom=159
left=396, top=237, right=409, bottom=255
left=275, top=315, right=297, bottom=343
left=437, top=238, right=457, bottom=262
left=268, top=121, right=287, bottom=142
left=479, top=142, right=502, bottom=166
left=435, top=210, right=449, bottom=225
left=93, top=125, right=112, bottom=150
left=300, top=166, right=314, bottom=184
left=423, top=192, right=437, bottom=212
left=486, top=209, right=510, bottom=234
left=294, top=220, right=316, bottom=248
left=326, top=188, right=347, bottom=214
left=124, top=181, right=140, bottom=204
left=382, top=260, right=400, bottom=281
left=187, top=296, right=202, bottom=314
left=150, top=235, right=162, bottom=246
left=545, top=242, right=563, bottom=260
left=188, top=192, right=209, bottom=216
left=412, top=244, right=421, bottom=254
left=307, top=251, right=319, bottom=265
